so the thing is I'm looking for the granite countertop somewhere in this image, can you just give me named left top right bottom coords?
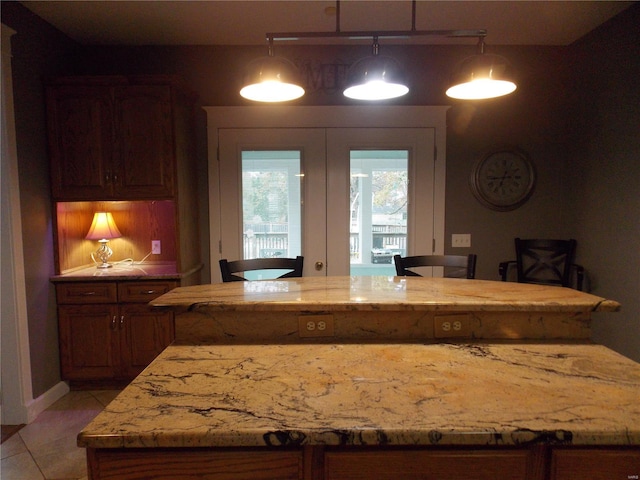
left=78, top=342, right=639, bottom=449
left=51, top=262, right=200, bottom=282
left=151, top=276, right=620, bottom=312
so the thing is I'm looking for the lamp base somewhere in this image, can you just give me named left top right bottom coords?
left=93, top=240, right=114, bottom=269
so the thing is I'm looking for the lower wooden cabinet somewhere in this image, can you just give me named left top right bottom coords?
left=84, top=445, right=640, bottom=480
left=56, top=280, right=177, bottom=386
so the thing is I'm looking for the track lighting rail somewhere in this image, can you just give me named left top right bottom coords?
left=266, top=0, right=486, bottom=44
left=266, top=29, right=487, bottom=43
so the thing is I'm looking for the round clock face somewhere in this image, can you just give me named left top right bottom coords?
left=470, top=148, right=535, bottom=211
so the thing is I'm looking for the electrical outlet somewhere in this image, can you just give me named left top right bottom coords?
left=434, top=314, right=472, bottom=338
left=298, top=314, right=334, bottom=338
left=452, top=234, right=471, bottom=248
left=151, top=240, right=161, bottom=255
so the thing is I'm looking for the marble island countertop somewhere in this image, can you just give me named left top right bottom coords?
left=78, top=342, right=640, bottom=449
left=151, top=276, right=620, bottom=313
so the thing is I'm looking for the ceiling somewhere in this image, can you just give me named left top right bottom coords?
left=21, top=1, right=635, bottom=47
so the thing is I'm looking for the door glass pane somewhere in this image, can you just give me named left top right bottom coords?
left=241, top=150, right=302, bottom=279
left=350, top=150, right=408, bottom=276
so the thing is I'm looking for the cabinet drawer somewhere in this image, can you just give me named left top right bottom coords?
left=118, top=281, right=177, bottom=303
left=56, top=282, right=117, bottom=304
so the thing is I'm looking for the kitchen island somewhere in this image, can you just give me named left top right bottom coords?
left=150, top=276, right=620, bottom=343
left=78, top=278, right=638, bottom=479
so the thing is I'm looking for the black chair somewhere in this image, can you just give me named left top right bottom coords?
left=219, top=256, right=304, bottom=282
left=394, top=254, right=477, bottom=279
left=499, top=238, right=584, bottom=290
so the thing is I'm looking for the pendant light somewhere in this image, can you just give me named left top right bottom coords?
left=240, top=40, right=305, bottom=102
left=446, top=37, right=516, bottom=100
left=343, top=37, right=409, bottom=101
left=241, top=1, right=518, bottom=103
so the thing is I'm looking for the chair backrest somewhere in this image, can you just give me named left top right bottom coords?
left=219, top=256, right=304, bottom=282
left=514, top=238, right=576, bottom=287
left=394, top=254, right=477, bottom=279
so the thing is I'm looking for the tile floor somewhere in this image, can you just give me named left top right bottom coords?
left=1, top=390, right=120, bottom=480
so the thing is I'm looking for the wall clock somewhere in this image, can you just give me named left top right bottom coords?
left=470, top=147, right=536, bottom=211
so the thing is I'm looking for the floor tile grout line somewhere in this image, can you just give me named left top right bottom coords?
left=23, top=437, right=47, bottom=480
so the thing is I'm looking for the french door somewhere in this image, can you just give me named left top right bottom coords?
left=208, top=107, right=447, bottom=280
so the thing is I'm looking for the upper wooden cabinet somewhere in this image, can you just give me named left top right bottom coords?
left=46, top=76, right=195, bottom=201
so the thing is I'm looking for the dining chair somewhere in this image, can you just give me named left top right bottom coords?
left=219, top=256, right=304, bottom=282
left=498, top=238, right=584, bottom=290
left=393, top=254, right=477, bottom=279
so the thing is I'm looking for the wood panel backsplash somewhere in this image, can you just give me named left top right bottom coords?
left=55, top=200, right=177, bottom=273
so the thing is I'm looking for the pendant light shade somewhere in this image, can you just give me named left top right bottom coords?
left=446, top=39, right=516, bottom=100
left=240, top=55, right=305, bottom=102
left=343, top=38, right=409, bottom=101
left=343, top=55, right=409, bottom=100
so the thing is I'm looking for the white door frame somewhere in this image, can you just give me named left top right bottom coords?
left=1, top=23, right=33, bottom=424
left=205, top=106, right=448, bottom=282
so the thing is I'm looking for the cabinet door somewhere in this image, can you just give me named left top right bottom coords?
left=550, top=448, right=640, bottom=480
left=58, top=304, right=120, bottom=380
left=112, top=85, right=175, bottom=198
left=47, top=86, right=114, bottom=200
left=119, top=304, right=175, bottom=378
left=324, top=450, right=531, bottom=480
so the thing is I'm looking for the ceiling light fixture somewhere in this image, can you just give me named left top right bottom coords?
left=446, top=37, right=517, bottom=100
left=239, top=39, right=305, bottom=102
left=343, top=36, right=409, bottom=101
left=241, top=0, right=517, bottom=102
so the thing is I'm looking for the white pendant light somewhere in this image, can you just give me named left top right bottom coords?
left=240, top=52, right=305, bottom=103
left=446, top=38, right=516, bottom=100
left=343, top=38, right=409, bottom=101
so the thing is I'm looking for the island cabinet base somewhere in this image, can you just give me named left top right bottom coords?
left=85, top=445, right=639, bottom=480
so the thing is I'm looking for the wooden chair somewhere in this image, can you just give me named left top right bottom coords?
left=219, top=256, right=304, bottom=282
left=498, top=238, right=584, bottom=290
left=394, top=254, right=477, bottom=279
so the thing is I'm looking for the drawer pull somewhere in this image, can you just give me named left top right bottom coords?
left=81, top=291, right=97, bottom=296
left=120, top=315, right=125, bottom=329
left=143, top=290, right=156, bottom=295
left=111, top=316, right=117, bottom=330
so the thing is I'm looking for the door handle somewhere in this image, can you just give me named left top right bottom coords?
left=315, top=261, right=324, bottom=271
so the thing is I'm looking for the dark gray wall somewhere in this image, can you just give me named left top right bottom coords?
left=564, top=5, right=640, bottom=361
left=2, top=1, right=638, bottom=402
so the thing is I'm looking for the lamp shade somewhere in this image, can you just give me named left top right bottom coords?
left=240, top=56, right=305, bottom=102
left=85, top=212, right=122, bottom=241
left=343, top=55, right=409, bottom=101
left=446, top=53, right=516, bottom=100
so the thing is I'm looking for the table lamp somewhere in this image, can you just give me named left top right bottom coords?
left=85, top=212, right=122, bottom=268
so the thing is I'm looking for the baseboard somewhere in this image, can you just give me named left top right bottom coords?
left=25, top=381, right=70, bottom=423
